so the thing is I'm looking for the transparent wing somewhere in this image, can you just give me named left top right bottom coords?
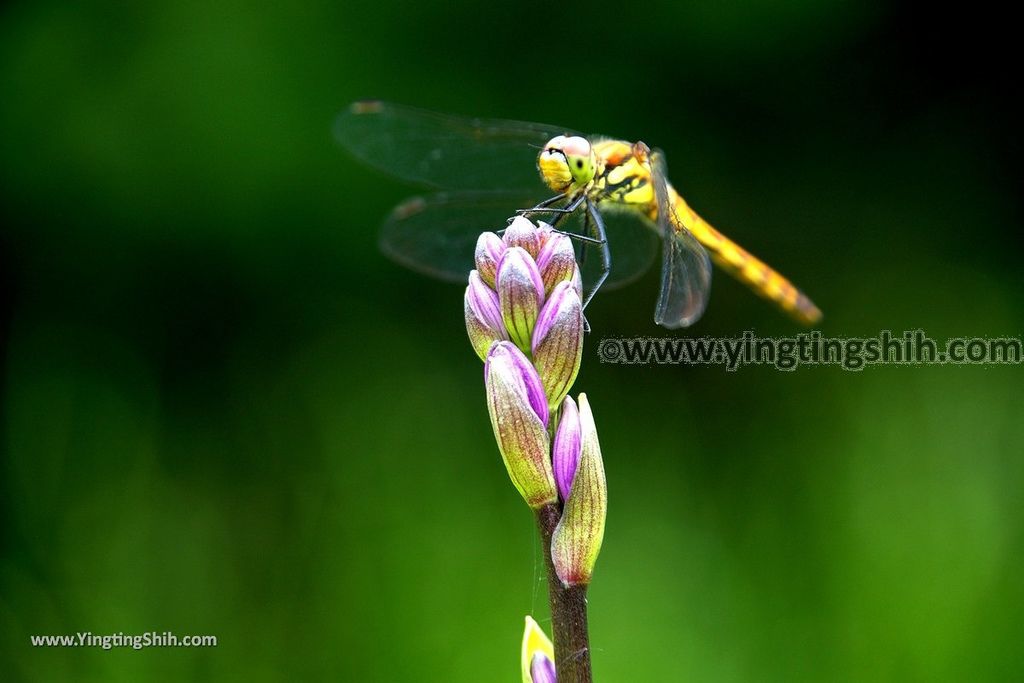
left=379, top=191, right=538, bottom=282
left=572, top=206, right=659, bottom=291
left=650, top=150, right=712, bottom=328
left=379, top=191, right=658, bottom=288
left=334, top=101, right=578, bottom=191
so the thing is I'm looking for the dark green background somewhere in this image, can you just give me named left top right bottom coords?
left=1, top=1, right=1021, bottom=681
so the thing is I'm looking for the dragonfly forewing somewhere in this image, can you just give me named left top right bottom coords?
left=334, top=101, right=576, bottom=192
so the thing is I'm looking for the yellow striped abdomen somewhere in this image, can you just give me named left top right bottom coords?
left=665, top=188, right=822, bottom=325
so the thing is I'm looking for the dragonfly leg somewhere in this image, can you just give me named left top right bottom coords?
left=517, top=193, right=586, bottom=217
left=514, top=193, right=568, bottom=214
left=519, top=193, right=604, bottom=244
left=581, top=200, right=611, bottom=311
left=497, top=193, right=575, bottom=236
left=575, top=207, right=592, bottom=270
left=578, top=212, right=592, bottom=333
left=555, top=230, right=602, bottom=245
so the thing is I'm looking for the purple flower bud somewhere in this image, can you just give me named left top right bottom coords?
left=485, top=341, right=549, bottom=427
left=530, top=653, right=557, bottom=683
left=531, top=281, right=584, bottom=409
left=474, top=232, right=505, bottom=288
left=551, top=394, right=606, bottom=586
left=535, top=220, right=554, bottom=242
left=465, top=271, right=508, bottom=361
left=536, top=232, right=578, bottom=295
left=503, top=215, right=541, bottom=257
left=497, top=247, right=545, bottom=353
left=485, top=342, right=556, bottom=508
left=552, top=396, right=582, bottom=501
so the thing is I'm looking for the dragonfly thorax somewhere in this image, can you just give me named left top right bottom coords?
left=537, top=135, right=597, bottom=193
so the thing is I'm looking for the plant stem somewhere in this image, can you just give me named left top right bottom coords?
left=536, top=503, right=592, bottom=683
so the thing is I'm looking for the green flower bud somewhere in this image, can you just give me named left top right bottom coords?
left=551, top=393, right=606, bottom=585
left=485, top=342, right=557, bottom=509
left=531, top=281, right=584, bottom=410
left=497, top=247, right=545, bottom=353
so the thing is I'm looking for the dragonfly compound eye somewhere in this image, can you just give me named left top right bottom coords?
left=537, top=135, right=596, bottom=192
left=538, top=136, right=575, bottom=192
left=562, top=136, right=596, bottom=185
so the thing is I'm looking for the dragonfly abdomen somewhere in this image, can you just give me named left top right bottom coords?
left=666, top=189, right=822, bottom=325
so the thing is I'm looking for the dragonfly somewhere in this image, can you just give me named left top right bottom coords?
left=334, top=101, right=821, bottom=328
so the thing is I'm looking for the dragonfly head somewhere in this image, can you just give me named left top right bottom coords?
left=538, top=135, right=596, bottom=193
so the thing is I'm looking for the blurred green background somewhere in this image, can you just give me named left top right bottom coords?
left=1, top=1, right=1021, bottom=681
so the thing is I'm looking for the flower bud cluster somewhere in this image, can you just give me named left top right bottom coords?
left=466, top=217, right=606, bottom=587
